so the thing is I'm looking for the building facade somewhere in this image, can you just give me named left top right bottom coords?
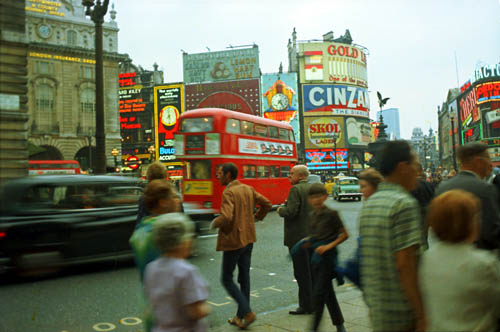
left=0, top=0, right=29, bottom=182
left=411, top=127, right=438, bottom=171
left=437, top=88, right=459, bottom=171
left=288, top=29, right=371, bottom=175
left=25, top=0, right=125, bottom=170
left=377, top=108, right=400, bottom=139
left=456, top=63, right=500, bottom=167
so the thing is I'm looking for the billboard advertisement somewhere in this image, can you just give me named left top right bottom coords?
left=298, top=42, right=368, bottom=87
left=154, top=84, right=184, bottom=161
left=345, top=117, right=371, bottom=146
left=302, top=84, right=370, bottom=118
left=119, top=78, right=145, bottom=133
left=305, top=148, right=348, bottom=170
left=476, top=81, right=500, bottom=105
left=185, top=79, right=260, bottom=115
left=304, top=116, right=345, bottom=150
left=261, top=73, right=300, bottom=142
left=183, top=47, right=260, bottom=84
left=458, top=86, right=479, bottom=128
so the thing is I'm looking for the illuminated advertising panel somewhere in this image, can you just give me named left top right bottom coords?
left=183, top=47, right=260, bottom=84
left=304, top=116, right=345, bottom=150
left=476, top=81, right=500, bottom=105
left=238, top=138, right=294, bottom=156
left=459, top=87, right=479, bottom=128
left=261, top=73, right=300, bottom=142
left=185, top=79, right=260, bottom=116
left=345, top=117, right=371, bottom=146
left=305, top=148, right=348, bottom=170
left=154, top=84, right=185, bottom=161
left=302, top=84, right=369, bottom=118
left=119, top=75, right=145, bottom=139
left=119, top=72, right=138, bottom=87
left=298, top=42, right=368, bottom=86
left=460, top=63, right=500, bottom=92
left=26, top=0, right=66, bottom=17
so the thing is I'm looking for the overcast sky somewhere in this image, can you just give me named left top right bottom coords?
left=113, top=0, right=500, bottom=139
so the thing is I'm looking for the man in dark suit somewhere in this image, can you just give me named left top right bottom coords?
left=436, top=143, right=500, bottom=252
left=277, top=165, right=313, bottom=314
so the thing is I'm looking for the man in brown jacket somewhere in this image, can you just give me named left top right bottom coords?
left=211, top=162, right=272, bottom=328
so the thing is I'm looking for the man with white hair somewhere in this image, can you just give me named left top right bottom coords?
left=278, top=164, right=314, bottom=315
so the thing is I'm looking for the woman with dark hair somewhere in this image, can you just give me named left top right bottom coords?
left=420, top=189, right=500, bottom=332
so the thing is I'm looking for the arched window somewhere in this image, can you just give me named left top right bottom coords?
left=80, top=88, right=95, bottom=134
left=34, top=83, right=56, bottom=131
left=67, top=30, right=77, bottom=46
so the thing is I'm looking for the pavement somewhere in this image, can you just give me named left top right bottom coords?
left=216, top=284, right=371, bottom=332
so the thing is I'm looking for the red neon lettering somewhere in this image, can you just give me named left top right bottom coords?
left=327, top=45, right=336, bottom=55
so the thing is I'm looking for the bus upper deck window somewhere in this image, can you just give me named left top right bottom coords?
left=279, top=128, right=288, bottom=141
left=255, top=124, right=268, bottom=137
left=242, top=121, right=254, bottom=135
left=226, top=119, right=241, bottom=134
left=289, top=129, right=295, bottom=142
left=269, top=126, right=279, bottom=139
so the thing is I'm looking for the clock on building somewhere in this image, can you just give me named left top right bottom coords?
left=271, top=93, right=289, bottom=111
left=160, top=106, right=179, bottom=130
left=37, top=24, right=52, bottom=39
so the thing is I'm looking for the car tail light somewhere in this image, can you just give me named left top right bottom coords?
left=0, top=231, right=6, bottom=239
left=203, top=201, right=212, bottom=208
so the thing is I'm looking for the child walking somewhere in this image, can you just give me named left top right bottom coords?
left=307, top=183, right=349, bottom=332
left=144, top=213, right=210, bottom=332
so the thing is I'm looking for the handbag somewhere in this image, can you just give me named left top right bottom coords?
left=129, top=216, right=161, bottom=282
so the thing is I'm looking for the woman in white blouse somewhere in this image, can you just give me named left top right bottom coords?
left=420, top=189, right=500, bottom=332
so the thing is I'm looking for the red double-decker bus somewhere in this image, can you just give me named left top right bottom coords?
left=28, top=160, right=82, bottom=175
left=174, top=108, right=298, bottom=211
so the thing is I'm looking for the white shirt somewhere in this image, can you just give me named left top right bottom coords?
left=419, top=241, right=500, bottom=332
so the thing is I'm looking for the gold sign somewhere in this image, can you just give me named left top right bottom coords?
left=26, top=0, right=65, bottom=17
left=29, top=52, right=96, bottom=64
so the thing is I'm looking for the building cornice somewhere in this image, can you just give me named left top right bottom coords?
left=29, top=42, right=128, bottom=62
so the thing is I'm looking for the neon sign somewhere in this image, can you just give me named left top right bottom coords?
left=305, top=148, right=349, bottom=170
left=476, top=81, right=500, bottom=105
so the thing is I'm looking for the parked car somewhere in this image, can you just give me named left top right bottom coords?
left=332, top=176, right=362, bottom=201
left=0, top=175, right=213, bottom=276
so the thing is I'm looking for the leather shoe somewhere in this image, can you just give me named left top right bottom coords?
left=241, top=311, right=256, bottom=328
left=289, top=307, right=312, bottom=315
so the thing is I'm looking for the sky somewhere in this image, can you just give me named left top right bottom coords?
left=113, top=0, right=500, bottom=139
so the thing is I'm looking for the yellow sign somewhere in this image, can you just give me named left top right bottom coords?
left=183, top=181, right=212, bottom=196
left=29, top=52, right=96, bottom=64
left=26, top=0, right=64, bottom=17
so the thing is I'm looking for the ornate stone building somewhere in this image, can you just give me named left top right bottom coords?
left=26, top=0, right=126, bottom=170
left=0, top=0, right=29, bottom=182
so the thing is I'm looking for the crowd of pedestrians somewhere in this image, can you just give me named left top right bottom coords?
left=130, top=141, right=500, bottom=332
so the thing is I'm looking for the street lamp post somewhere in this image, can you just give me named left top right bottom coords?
left=82, top=0, right=109, bottom=174
left=111, top=147, right=119, bottom=170
left=450, top=115, right=458, bottom=171
left=87, top=135, right=92, bottom=172
left=334, top=133, right=338, bottom=175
